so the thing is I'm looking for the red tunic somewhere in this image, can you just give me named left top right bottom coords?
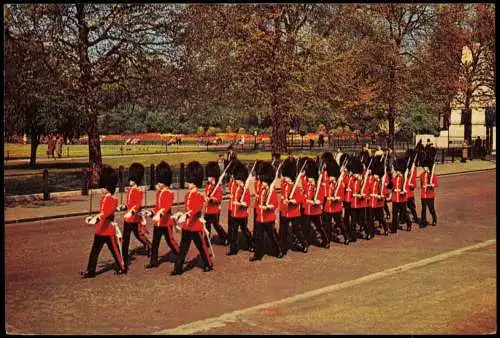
left=227, top=181, right=237, bottom=212
left=420, top=171, right=438, bottom=199
left=344, top=175, right=355, bottom=203
left=404, top=166, right=418, bottom=198
left=95, top=194, right=118, bottom=236
left=391, top=174, right=407, bottom=203
left=152, top=189, right=175, bottom=227
left=124, top=186, right=143, bottom=223
left=361, top=174, right=373, bottom=207
left=302, top=181, right=324, bottom=215
left=183, top=190, right=205, bottom=232
left=204, top=182, right=223, bottom=215
left=279, top=179, right=304, bottom=218
left=369, top=179, right=384, bottom=209
left=320, top=170, right=329, bottom=198
left=324, top=178, right=344, bottom=214
left=255, top=184, right=278, bottom=223
left=232, top=185, right=251, bottom=218
left=351, top=177, right=365, bottom=209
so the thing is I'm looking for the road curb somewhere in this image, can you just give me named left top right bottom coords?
left=5, top=168, right=496, bottom=224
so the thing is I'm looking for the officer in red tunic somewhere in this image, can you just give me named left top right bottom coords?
left=302, top=160, right=330, bottom=248
left=172, top=161, right=213, bottom=275
left=420, top=147, right=438, bottom=227
left=350, top=157, right=375, bottom=240
left=390, top=158, right=412, bottom=233
left=82, top=165, right=126, bottom=278
left=279, top=157, right=308, bottom=254
left=144, top=161, right=180, bottom=269
left=118, top=162, right=152, bottom=267
left=361, top=157, right=374, bottom=236
left=204, top=161, right=229, bottom=246
left=227, top=160, right=254, bottom=255
left=367, top=156, right=389, bottom=235
left=323, top=157, right=350, bottom=245
left=250, top=162, right=284, bottom=261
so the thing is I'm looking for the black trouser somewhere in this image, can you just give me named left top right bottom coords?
left=323, top=212, right=348, bottom=241
left=367, top=208, right=388, bottom=233
left=384, top=200, right=390, bottom=217
left=229, top=217, right=253, bottom=253
left=174, top=230, right=213, bottom=272
left=351, top=208, right=374, bottom=238
left=204, top=213, right=228, bottom=245
left=392, top=202, right=411, bottom=232
left=420, top=198, right=437, bottom=225
left=279, top=215, right=308, bottom=252
left=407, top=197, right=418, bottom=222
left=253, top=221, right=282, bottom=258
left=86, top=234, right=125, bottom=275
left=150, top=226, right=180, bottom=265
left=122, top=222, right=152, bottom=265
left=304, top=214, right=329, bottom=246
left=343, top=202, right=353, bottom=237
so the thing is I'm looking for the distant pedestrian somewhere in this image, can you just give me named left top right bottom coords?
left=56, top=136, right=63, bottom=158
left=47, top=136, right=56, bottom=158
left=309, top=139, right=314, bottom=149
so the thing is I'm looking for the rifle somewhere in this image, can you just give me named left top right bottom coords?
left=313, top=163, right=326, bottom=202
left=379, top=153, right=388, bottom=193
left=289, top=159, right=308, bottom=200
left=266, top=161, right=284, bottom=205
left=334, top=158, right=350, bottom=198
left=407, top=153, right=418, bottom=190
left=360, top=157, right=374, bottom=196
left=209, top=160, right=233, bottom=199
left=402, top=156, right=412, bottom=194
left=426, top=153, right=438, bottom=191
left=239, top=161, right=257, bottom=203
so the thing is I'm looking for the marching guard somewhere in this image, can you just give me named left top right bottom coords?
left=227, top=160, right=254, bottom=255
left=420, top=147, right=438, bottom=227
left=302, top=160, right=330, bottom=248
left=144, top=161, right=180, bottom=269
left=82, top=165, right=126, bottom=278
left=350, top=157, right=375, bottom=240
left=368, top=156, right=389, bottom=235
left=390, top=158, right=412, bottom=233
left=119, top=162, right=152, bottom=267
left=204, top=161, right=229, bottom=246
left=172, top=161, right=214, bottom=275
left=250, top=162, right=284, bottom=261
left=404, top=150, right=419, bottom=224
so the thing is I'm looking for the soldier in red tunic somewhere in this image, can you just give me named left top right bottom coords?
left=250, top=162, right=284, bottom=261
left=323, top=156, right=350, bottom=245
left=279, top=157, right=308, bottom=254
left=204, top=161, right=229, bottom=246
left=172, top=161, right=213, bottom=275
left=420, top=147, right=438, bottom=227
left=227, top=160, right=254, bottom=255
left=118, top=162, right=152, bottom=267
left=390, top=158, right=412, bottom=233
left=341, top=154, right=356, bottom=242
left=302, top=160, right=330, bottom=248
left=404, top=150, right=419, bottom=224
left=350, top=157, right=375, bottom=240
left=367, top=156, right=389, bottom=235
left=144, top=161, right=180, bottom=269
left=82, top=165, right=126, bottom=278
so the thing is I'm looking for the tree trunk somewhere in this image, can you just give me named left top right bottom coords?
left=388, top=107, right=395, bottom=152
left=77, top=4, right=102, bottom=187
left=270, top=95, right=288, bottom=154
left=29, top=133, right=39, bottom=169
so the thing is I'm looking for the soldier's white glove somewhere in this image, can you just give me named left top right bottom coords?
left=143, top=209, right=154, bottom=218
left=124, top=211, right=133, bottom=219
left=172, top=212, right=183, bottom=222
left=117, top=204, right=127, bottom=212
left=152, top=212, right=161, bottom=223
left=85, top=216, right=99, bottom=225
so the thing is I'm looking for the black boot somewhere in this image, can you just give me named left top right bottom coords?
left=81, top=271, right=95, bottom=279
left=249, top=255, right=262, bottom=262
left=203, top=265, right=213, bottom=272
left=145, top=260, right=159, bottom=269
left=171, top=268, right=183, bottom=276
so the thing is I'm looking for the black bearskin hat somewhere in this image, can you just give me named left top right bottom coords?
left=349, top=157, right=364, bottom=175
left=393, top=157, right=407, bottom=173
left=321, top=151, right=335, bottom=164
left=232, top=160, right=249, bottom=182
left=156, top=161, right=172, bottom=186
left=255, top=160, right=265, bottom=179
left=205, top=161, right=221, bottom=180
left=186, top=161, right=204, bottom=188
left=99, top=165, right=118, bottom=194
left=282, top=157, right=297, bottom=181
left=305, top=160, right=319, bottom=180
left=422, top=146, right=437, bottom=171
left=128, top=162, right=144, bottom=185
left=372, top=156, right=385, bottom=177
left=259, top=162, right=275, bottom=185
left=405, top=149, right=415, bottom=169
left=325, top=158, right=340, bottom=178
left=297, top=157, right=312, bottom=176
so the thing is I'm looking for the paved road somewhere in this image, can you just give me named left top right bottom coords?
left=4, top=171, right=496, bottom=334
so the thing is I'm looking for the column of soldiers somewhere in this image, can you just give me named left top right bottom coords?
left=80, top=144, right=439, bottom=278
